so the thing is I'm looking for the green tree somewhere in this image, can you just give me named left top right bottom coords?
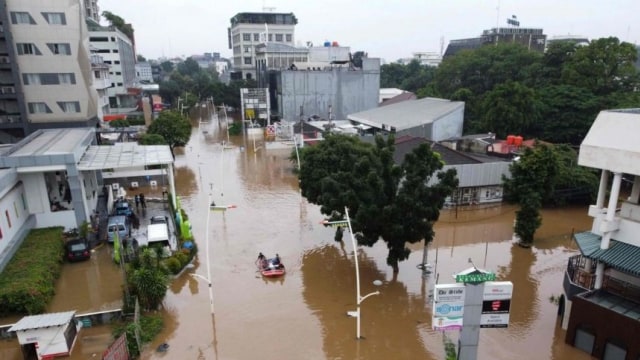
left=128, top=249, right=169, bottom=310
left=146, top=111, right=191, bottom=157
left=139, top=133, right=166, bottom=145
left=101, top=11, right=134, bottom=41
left=160, top=61, right=174, bottom=73
left=295, top=134, right=457, bottom=272
left=503, top=143, right=559, bottom=246
left=137, top=54, right=147, bottom=62
left=561, top=37, right=639, bottom=96
left=177, top=58, right=201, bottom=77
left=480, top=81, right=541, bottom=138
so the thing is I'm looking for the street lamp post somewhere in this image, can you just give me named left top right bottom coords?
left=191, top=193, right=215, bottom=314
left=344, top=207, right=380, bottom=340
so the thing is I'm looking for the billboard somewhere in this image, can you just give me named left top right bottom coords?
left=433, top=284, right=465, bottom=331
left=480, top=281, right=513, bottom=328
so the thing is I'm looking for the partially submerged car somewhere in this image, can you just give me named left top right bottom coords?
left=65, top=238, right=90, bottom=262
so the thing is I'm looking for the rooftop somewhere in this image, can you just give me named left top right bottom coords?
left=77, top=143, right=173, bottom=171
left=579, top=290, right=640, bottom=321
left=9, top=311, right=76, bottom=332
left=348, top=97, right=464, bottom=131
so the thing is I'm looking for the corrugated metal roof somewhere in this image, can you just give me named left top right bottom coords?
left=8, top=311, right=76, bottom=332
left=77, top=143, right=173, bottom=170
left=575, top=231, right=640, bottom=277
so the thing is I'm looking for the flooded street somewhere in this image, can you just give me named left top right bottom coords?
left=0, top=108, right=597, bottom=360
left=141, top=110, right=596, bottom=360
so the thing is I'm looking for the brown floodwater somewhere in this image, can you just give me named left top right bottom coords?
left=0, top=108, right=598, bottom=360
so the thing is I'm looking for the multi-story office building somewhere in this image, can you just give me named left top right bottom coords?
left=0, top=0, right=99, bottom=142
left=228, top=12, right=297, bottom=80
left=135, top=61, right=153, bottom=83
left=87, top=19, right=135, bottom=108
left=83, top=0, right=99, bottom=23
left=90, top=49, right=110, bottom=122
left=560, top=109, right=640, bottom=359
left=444, top=26, right=547, bottom=58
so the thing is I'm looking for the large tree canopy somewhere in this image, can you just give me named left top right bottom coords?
left=146, top=111, right=191, bottom=157
left=296, top=134, right=458, bottom=272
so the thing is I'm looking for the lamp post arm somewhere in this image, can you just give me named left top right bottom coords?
left=359, top=291, right=380, bottom=304
left=190, top=273, right=210, bottom=284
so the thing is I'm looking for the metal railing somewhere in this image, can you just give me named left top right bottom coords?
left=566, top=254, right=596, bottom=290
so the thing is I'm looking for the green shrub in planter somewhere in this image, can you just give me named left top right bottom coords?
left=174, top=252, right=189, bottom=267
left=0, top=227, right=65, bottom=315
left=164, top=257, right=181, bottom=275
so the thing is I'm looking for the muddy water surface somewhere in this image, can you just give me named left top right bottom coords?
left=0, top=109, right=597, bottom=360
left=140, top=113, right=596, bottom=360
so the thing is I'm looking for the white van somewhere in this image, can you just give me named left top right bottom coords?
left=107, top=215, right=128, bottom=243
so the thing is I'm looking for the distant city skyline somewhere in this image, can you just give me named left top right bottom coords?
left=98, top=0, right=640, bottom=62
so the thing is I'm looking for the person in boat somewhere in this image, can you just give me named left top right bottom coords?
left=271, top=254, right=282, bottom=269
left=256, top=252, right=267, bottom=269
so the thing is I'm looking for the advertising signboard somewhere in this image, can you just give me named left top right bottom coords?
left=433, top=284, right=465, bottom=331
left=480, top=281, right=513, bottom=328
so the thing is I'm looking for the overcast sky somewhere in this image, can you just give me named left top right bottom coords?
left=98, top=0, right=640, bottom=62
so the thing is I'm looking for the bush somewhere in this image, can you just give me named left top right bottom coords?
left=164, top=257, right=181, bottom=275
left=113, top=313, right=164, bottom=358
left=0, top=227, right=65, bottom=315
left=174, top=252, right=189, bottom=267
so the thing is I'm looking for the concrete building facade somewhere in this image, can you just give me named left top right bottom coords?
left=228, top=12, right=297, bottom=80
left=135, top=61, right=153, bottom=83
left=87, top=20, right=136, bottom=107
left=0, top=0, right=99, bottom=143
left=560, top=109, right=640, bottom=359
left=445, top=26, right=547, bottom=58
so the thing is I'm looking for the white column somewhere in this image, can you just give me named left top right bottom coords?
left=595, top=172, right=622, bottom=289
left=596, top=170, right=609, bottom=208
left=167, top=163, right=177, bottom=209
left=629, top=175, right=640, bottom=203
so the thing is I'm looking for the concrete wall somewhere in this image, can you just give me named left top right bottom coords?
left=431, top=105, right=465, bottom=141
left=0, top=180, right=30, bottom=255
left=278, top=58, right=379, bottom=121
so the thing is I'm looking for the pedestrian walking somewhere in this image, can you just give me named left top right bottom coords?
left=140, top=193, right=146, bottom=208
left=134, top=194, right=140, bottom=209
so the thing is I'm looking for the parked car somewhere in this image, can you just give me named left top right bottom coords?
left=150, top=215, right=168, bottom=224
left=65, top=238, right=90, bottom=262
left=114, top=200, right=132, bottom=216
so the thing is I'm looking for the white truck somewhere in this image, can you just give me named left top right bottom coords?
left=138, top=222, right=177, bottom=255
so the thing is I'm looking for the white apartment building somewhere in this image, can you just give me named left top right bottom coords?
left=1, top=0, right=99, bottom=137
left=135, top=61, right=153, bottom=83
left=84, top=0, right=99, bottom=23
left=228, top=12, right=297, bottom=80
left=88, top=20, right=135, bottom=107
left=90, top=51, right=110, bottom=121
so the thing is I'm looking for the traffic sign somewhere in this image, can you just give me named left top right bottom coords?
left=455, top=272, right=496, bottom=283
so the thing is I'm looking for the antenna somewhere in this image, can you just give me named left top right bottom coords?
left=440, top=36, right=444, bottom=57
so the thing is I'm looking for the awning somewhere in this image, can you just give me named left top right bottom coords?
left=575, top=231, right=640, bottom=277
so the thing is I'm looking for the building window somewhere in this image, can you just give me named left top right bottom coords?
left=57, top=101, right=80, bottom=113
left=268, top=34, right=273, bottom=41
left=90, top=36, right=108, bottom=42
left=115, top=72, right=121, bottom=75
left=21, top=193, right=27, bottom=210
left=22, top=73, right=76, bottom=85
left=244, top=57, right=252, bottom=65
left=97, top=49, right=110, bottom=54
left=94, top=70, right=100, bottom=78
left=104, top=60, right=112, bottom=64
left=111, top=37, right=115, bottom=42
left=13, top=202, right=18, bottom=218
left=114, top=60, right=120, bottom=64
left=47, top=43, right=71, bottom=55
left=117, top=82, right=123, bottom=86
left=243, top=33, right=251, bottom=41
left=41, top=12, right=66, bottom=25
left=244, top=46, right=251, bottom=53
left=27, top=102, right=52, bottom=114
left=113, top=49, right=119, bottom=53
left=16, top=43, right=42, bottom=55
left=5, top=210, right=11, bottom=228
left=286, top=34, right=292, bottom=42
left=10, top=12, right=36, bottom=25
left=275, top=34, right=283, bottom=42
left=253, top=33, right=260, bottom=41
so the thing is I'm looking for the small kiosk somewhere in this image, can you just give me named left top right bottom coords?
left=8, top=311, right=80, bottom=360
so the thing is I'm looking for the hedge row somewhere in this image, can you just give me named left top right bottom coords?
left=0, top=227, right=65, bottom=316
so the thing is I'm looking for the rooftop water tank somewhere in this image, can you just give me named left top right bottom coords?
left=332, top=41, right=339, bottom=47
left=324, top=41, right=331, bottom=47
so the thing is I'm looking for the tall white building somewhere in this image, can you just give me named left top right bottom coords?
left=90, top=51, right=110, bottom=121
left=228, top=12, right=297, bottom=80
left=83, top=0, right=99, bottom=23
left=0, top=0, right=99, bottom=142
left=87, top=19, right=136, bottom=108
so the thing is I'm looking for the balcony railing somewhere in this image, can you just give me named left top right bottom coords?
left=0, top=114, right=22, bottom=124
left=566, top=254, right=596, bottom=290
